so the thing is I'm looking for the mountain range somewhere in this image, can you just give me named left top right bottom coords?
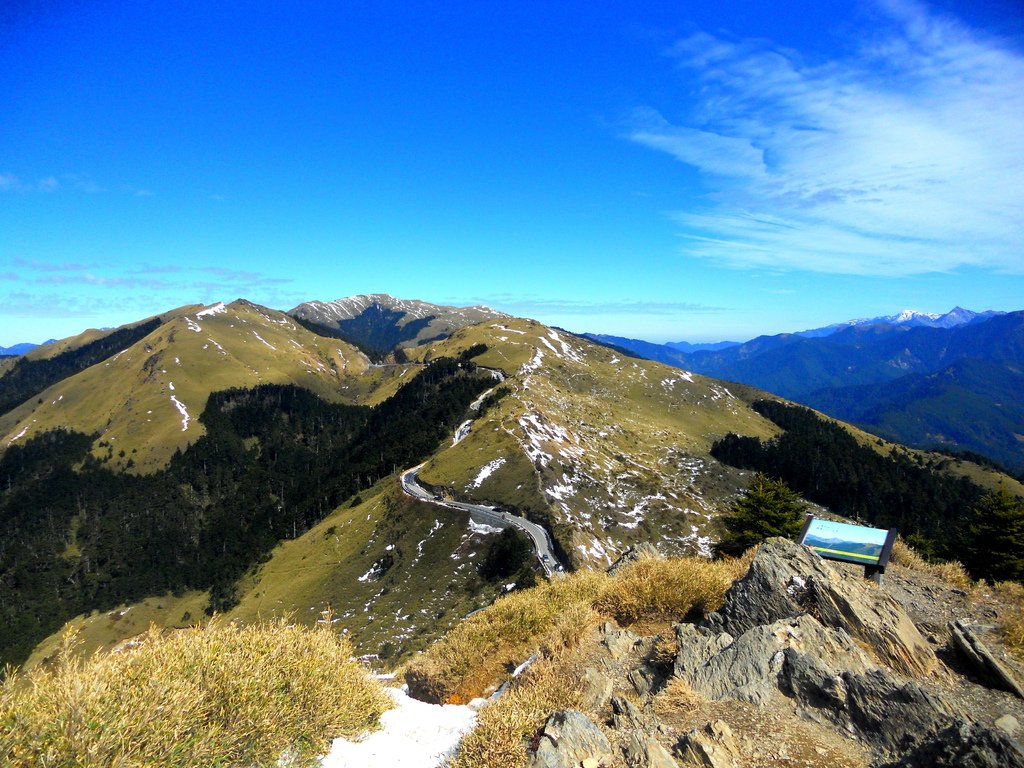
left=587, top=307, right=1024, bottom=473
left=1, top=294, right=1020, bottom=672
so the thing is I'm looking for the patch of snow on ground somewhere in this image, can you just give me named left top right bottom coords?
left=468, top=457, right=505, bottom=488
left=168, top=381, right=175, bottom=391
left=468, top=519, right=502, bottom=536
left=492, top=324, right=526, bottom=334
left=185, top=317, right=202, bottom=333
left=7, top=426, right=29, bottom=445
left=519, top=346, right=544, bottom=375
left=358, top=562, right=384, bottom=583
left=169, top=395, right=190, bottom=431
left=416, top=520, right=444, bottom=558
left=196, top=301, right=226, bottom=318
left=452, top=420, right=473, bottom=446
left=545, top=478, right=575, bottom=501
left=251, top=331, right=276, bottom=350
left=208, top=337, right=225, bottom=353
left=547, top=330, right=583, bottom=362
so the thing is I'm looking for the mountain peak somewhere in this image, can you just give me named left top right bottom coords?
left=289, top=295, right=507, bottom=351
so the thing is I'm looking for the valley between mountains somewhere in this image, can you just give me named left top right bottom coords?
left=1, top=295, right=1021, bottom=693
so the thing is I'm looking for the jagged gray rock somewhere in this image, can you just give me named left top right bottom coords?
left=622, top=731, right=679, bottom=768
left=600, top=621, right=643, bottom=660
left=707, top=537, right=937, bottom=677
left=949, top=619, right=1024, bottom=699
left=876, top=720, right=1024, bottom=767
left=529, top=710, right=613, bottom=768
left=674, top=720, right=740, bottom=768
left=679, top=614, right=873, bottom=706
left=610, top=697, right=677, bottom=767
left=608, top=542, right=662, bottom=575
left=579, top=666, right=615, bottom=712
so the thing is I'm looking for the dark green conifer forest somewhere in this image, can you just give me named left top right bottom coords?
left=711, top=400, right=1023, bottom=580
left=0, top=358, right=493, bottom=666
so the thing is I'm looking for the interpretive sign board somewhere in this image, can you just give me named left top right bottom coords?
left=798, top=516, right=897, bottom=582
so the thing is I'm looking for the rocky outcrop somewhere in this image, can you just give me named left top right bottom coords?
left=668, top=538, right=1023, bottom=763
left=707, top=537, right=937, bottom=677
left=520, top=537, right=1024, bottom=768
left=949, top=619, right=1024, bottom=699
left=878, top=721, right=1024, bottom=767
left=529, top=710, right=613, bottom=768
left=674, top=720, right=741, bottom=768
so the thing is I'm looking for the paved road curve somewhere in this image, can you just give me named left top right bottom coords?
left=400, top=464, right=564, bottom=576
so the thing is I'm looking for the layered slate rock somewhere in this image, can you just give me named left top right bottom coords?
left=529, top=710, right=613, bottom=768
left=668, top=538, right=1024, bottom=764
left=707, top=537, right=937, bottom=677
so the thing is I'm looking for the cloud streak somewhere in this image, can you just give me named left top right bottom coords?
left=467, top=295, right=726, bottom=316
left=627, top=0, right=1024, bottom=276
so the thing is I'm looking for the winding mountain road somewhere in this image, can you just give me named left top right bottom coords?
left=400, top=464, right=564, bottom=576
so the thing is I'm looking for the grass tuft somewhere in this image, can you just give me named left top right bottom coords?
left=405, top=553, right=751, bottom=706
left=404, top=571, right=606, bottom=704
left=593, top=554, right=748, bottom=625
left=0, top=617, right=390, bottom=768
left=890, top=537, right=973, bottom=590
left=993, top=581, right=1024, bottom=657
left=449, top=657, right=583, bottom=768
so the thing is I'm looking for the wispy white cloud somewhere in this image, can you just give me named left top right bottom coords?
left=0, top=173, right=61, bottom=192
left=14, top=258, right=99, bottom=272
left=627, top=0, right=1024, bottom=276
left=465, top=295, right=726, bottom=316
left=35, top=274, right=176, bottom=289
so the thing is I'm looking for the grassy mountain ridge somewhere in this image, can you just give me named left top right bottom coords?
left=289, top=294, right=508, bottom=351
left=10, top=296, right=1021, bottom=675
left=0, top=300, right=373, bottom=472
left=405, top=318, right=781, bottom=568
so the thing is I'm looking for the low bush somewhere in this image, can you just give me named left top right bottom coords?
left=0, top=618, right=390, bottom=768
left=890, top=537, right=973, bottom=590
left=404, top=570, right=606, bottom=704
left=593, top=554, right=748, bottom=625
left=405, top=552, right=753, bottom=706
left=450, top=658, right=582, bottom=768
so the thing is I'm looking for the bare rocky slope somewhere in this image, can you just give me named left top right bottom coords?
left=464, top=539, right=1024, bottom=768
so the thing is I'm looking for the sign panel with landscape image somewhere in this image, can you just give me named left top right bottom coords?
left=798, top=517, right=897, bottom=568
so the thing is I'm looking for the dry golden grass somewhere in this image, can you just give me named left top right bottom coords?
left=449, top=657, right=584, bottom=768
left=593, top=554, right=748, bottom=625
left=890, top=537, right=974, bottom=590
left=653, top=675, right=704, bottom=721
left=404, top=570, right=607, bottom=704
left=993, top=581, right=1024, bottom=656
left=405, top=553, right=752, bottom=706
left=0, top=617, right=390, bottom=768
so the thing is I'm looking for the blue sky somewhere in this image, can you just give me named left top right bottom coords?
left=2, top=0, right=1022, bottom=346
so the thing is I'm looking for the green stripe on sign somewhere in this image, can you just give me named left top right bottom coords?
left=810, top=546, right=879, bottom=562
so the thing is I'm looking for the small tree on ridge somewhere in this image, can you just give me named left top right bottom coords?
left=715, top=472, right=807, bottom=558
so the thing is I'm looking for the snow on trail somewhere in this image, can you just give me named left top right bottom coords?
left=7, top=425, right=29, bottom=445
left=319, top=686, right=476, bottom=768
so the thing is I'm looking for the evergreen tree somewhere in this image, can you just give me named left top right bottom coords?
left=962, top=487, right=1024, bottom=582
left=715, top=473, right=807, bottom=557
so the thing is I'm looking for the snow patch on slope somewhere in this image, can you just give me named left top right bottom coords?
left=318, top=686, right=477, bottom=768
left=468, top=457, right=505, bottom=488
